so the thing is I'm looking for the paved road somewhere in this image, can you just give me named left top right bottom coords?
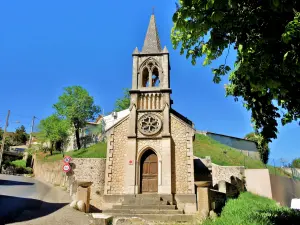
left=0, top=174, right=92, bottom=225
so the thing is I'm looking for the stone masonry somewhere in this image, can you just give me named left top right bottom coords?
left=33, top=157, right=106, bottom=209
left=105, top=117, right=129, bottom=195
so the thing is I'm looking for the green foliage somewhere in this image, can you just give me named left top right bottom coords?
left=53, top=86, right=101, bottom=149
left=194, top=134, right=289, bottom=177
left=39, top=142, right=107, bottom=162
left=114, top=88, right=130, bottom=112
left=172, top=0, right=300, bottom=143
left=9, top=159, right=32, bottom=174
left=38, top=114, right=70, bottom=154
left=203, top=192, right=300, bottom=225
left=292, top=158, right=300, bottom=168
left=245, top=132, right=270, bottom=164
left=10, top=159, right=26, bottom=168
left=13, top=125, right=29, bottom=145
left=0, top=127, right=3, bottom=140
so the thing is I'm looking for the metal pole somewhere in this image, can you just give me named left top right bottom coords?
left=0, top=110, right=11, bottom=169
left=28, top=116, right=35, bottom=148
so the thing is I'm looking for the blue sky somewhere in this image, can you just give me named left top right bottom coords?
left=0, top=0, right=299, bottom=164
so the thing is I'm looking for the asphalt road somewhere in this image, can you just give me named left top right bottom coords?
left=0, top=174, right=92, bottom=225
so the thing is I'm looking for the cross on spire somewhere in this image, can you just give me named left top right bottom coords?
left=152, top=7, right=155, bottom=15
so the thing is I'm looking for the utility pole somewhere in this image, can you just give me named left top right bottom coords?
left=28, top=116, right=36, bottom=148
left=0, top=110, right=11, bottom=169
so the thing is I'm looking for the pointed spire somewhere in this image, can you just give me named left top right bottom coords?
left=141, top=14, right=162, bottom=54
left=133, top=47, right=139, bottom=54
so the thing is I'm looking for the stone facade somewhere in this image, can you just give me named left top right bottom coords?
left=211, top=164, right=245, bottom=186
left=102, top=14, right=197, bottom=214
left=33, top=157, right=106, bottom=209
left=105, top=117, right=129, bottom=195
left=171, top=114, right=194, bottom=194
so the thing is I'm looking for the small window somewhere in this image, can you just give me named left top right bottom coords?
left=142, top=67, right=150, bottom=87
left=152, top=67, right=160, bottom=87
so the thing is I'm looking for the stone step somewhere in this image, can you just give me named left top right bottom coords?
left=102, top=213, right=194, bottom=222
left=103, top=209, right=183, bottom=215
left=113, top=204, right=176, bottom=210
left=122, top=198, right=168, bottom=205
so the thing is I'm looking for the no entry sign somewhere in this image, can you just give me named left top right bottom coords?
left=63, top=156, right=72, bottom=164
left=63, top=163, right=71, bottom=172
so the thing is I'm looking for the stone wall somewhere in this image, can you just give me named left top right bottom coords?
left=245, top=169, right=272, bottom=199
left=171, top=114, right=195, bottom=194
left=33, top=156, right=106, bottom=209
left=270, top=174, right=300, bottom=207
left=212, top=164, right=245, bottom=186
left=105, top=118, right=129, bottom=195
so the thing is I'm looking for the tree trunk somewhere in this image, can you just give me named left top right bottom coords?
left=75, top=128, right=81, bottom=149
left=50, top=142, right=54, bottom=155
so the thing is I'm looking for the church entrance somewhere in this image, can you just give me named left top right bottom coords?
left=140, top=150, right=158, bottom=193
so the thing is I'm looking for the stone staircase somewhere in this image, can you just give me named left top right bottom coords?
left=102, top=194, right=194, bottom=222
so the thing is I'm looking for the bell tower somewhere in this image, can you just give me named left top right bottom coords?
left=125, top=13, right=173, bottom=194
left=128, top=13, right=171, bottom=137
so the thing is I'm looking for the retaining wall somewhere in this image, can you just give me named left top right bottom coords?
left=33, top=156, right=106, bottom=209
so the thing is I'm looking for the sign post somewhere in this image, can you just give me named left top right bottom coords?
left=62, top=156, right=72, bottom=173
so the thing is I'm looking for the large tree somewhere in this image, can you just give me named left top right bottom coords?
left=172, top=0, right=300, bottom=143
left=53, top=86, right=100, bottom=149
left=38, top=114, right=70, bottom=155
left=13, top=125, right=29, bottom=145
left=114, top=88, right=130, bottom=112
left=245, top=132, right=270, bottom=164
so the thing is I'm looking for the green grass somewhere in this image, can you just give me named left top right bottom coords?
left=10, top=159, right=26, bottom=168
left=39, top=142, right=107, bottom=162
left=194, top=134, right=290, bottom=177
left=203, top=192, right=300, bottom=225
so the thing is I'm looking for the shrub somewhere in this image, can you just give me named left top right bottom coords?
left=10, top=159, right=26, bottom=168
left=292, top=158, right=300, bottom=168
left=203, top=192, right=300, bottom=225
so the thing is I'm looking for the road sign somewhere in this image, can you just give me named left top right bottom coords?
left=63, top=163, right=71, bottom=172
left=63, top=156, right=72, bottom=164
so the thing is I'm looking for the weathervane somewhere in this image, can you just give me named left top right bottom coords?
left=152, top=7, right=155, bottom=15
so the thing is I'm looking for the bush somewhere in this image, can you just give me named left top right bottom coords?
left=292, top=158, right=300, bottom=168
left=203, top=192, right=300, bottom=225
left=10, top=159, right=26, bottom=168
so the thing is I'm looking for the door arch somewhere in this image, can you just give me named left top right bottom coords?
left=140, top=149, right=158, bottom=193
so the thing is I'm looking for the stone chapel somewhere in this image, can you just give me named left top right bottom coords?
left=103, top=14, right=197, bottom=213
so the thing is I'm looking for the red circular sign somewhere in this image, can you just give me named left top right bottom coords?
left=63, top=163, right=71, bottom=172
left=63, top=156, right=72, bottom=164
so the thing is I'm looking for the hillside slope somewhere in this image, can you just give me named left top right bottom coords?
left=193, top=134, right=289, bottom=177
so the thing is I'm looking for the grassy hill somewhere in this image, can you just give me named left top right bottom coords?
left=37, top=142, right=107, bottom=162
left=194, top=134, right=290, bottom=177
left=37, top=133, right=289, bottom=177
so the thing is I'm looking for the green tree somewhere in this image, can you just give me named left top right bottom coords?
left=292, top=158, right=300, bottom=168
left=38, top=114, right=70, bottom=155
left=13, top=125, right=29, bottom=145
left=53, top=86, right=101, bottom=149
left=114, top=88, right=130, bottom=112
left=172, top=0, right=300, bottom=143
left=0, top=127, right=3, bottom=140
left=245, top=132, right=270, bottom=164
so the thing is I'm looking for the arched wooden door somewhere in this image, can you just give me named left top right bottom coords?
left=140, top=150, right=158, bottom=193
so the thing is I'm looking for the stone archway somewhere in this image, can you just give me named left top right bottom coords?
left=140, top=149, right=158, bottom=193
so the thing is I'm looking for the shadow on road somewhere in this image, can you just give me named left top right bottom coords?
left=0, top=195, right=67, bottom=225
left=0, top=179, right=34, bottom=186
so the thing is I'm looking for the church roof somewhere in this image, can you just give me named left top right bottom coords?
left=141, top=14, right=162, bottom=54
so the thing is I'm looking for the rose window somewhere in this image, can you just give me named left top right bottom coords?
left=138, top=114, right=162, bottom=135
